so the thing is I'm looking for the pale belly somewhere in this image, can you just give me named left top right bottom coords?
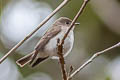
left=44, top=31, right=74, bottom=59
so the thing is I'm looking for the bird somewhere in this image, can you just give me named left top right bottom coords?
left=16, top=17, right=79, bottom=67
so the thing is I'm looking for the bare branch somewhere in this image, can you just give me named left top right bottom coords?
left=61, top=0, right=89, bottom=45
left=57, top=0, right=90, bottom=80
left=57, top=39, right=68, bottom=80
left=0, top=0, right=71, bottom=64
left=69, top=42, right=120, bottom=79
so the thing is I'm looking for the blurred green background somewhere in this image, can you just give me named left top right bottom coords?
left=0, top=0, right=120, bottom=80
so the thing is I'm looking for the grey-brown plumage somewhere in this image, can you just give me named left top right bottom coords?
left=16, top=17, right=78, bottom=67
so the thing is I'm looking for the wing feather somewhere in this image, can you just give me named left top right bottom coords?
left=29, top=25, right=61, bottom=64
left=35, top=25, right=61, bottom=51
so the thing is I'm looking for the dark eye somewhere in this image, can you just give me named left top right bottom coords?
left=65, top=22, right=70, bottom=24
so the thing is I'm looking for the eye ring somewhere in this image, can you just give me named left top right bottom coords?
left=65, top=22, right=70, bottom=24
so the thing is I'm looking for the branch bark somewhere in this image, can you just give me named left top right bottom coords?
left=0, top=0, right=71, bottom=64
left=57, top=39, right=68, bottom=80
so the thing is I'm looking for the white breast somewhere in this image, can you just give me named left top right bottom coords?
left=44, top=29, right=74, bottom=59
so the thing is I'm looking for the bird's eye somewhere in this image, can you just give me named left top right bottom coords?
left=65, top=22, right=70, bottom=24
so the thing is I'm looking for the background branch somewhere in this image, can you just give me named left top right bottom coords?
left=0, top=0, right=71, bottom=64
left=69, top=42, right=120, bottom=79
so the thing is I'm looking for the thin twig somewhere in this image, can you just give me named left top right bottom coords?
left=0, top=0, right=71, bottom=64
left=61, top=0, right=89, bottom=45
left=57, top=39, right=68, bottom=80
left=69, top=42, right=120, bottom=79
left=68, top=66, right=74, bottom=77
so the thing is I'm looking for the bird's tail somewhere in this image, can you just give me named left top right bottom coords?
left=16, top=51, right=49, bottom=67
left=16, top=51, right=34, bottom=67
left=31, top=56, right=49, bottom=67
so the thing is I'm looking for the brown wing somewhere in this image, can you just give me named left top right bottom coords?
left=35, top=25, right=61, bottom=51
left=29, top=25, right=61, bottom=64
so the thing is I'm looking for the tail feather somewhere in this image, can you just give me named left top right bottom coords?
left=29, top=51, right=38, bottom=64
left=16, top=52, right=33, bottom=67
left=31, top=56, right=49, bottom=67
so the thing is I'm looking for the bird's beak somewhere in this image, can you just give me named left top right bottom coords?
left=75, top=22, right=80, bottom=25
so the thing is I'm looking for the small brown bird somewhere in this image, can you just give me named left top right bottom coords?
left=16, top=17, right=79, bottom=67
